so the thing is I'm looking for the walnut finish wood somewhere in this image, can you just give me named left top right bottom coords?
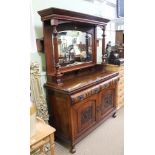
left=38, top=8, right=110, bottom=81
left=38, top=8, right=119, bottom=153
left=45, top=71, right=119, bottom=153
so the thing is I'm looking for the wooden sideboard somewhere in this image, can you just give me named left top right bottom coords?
left=105, top=64, right=124, bottom=109
left=45, top=69, right=119, bottom=153
left=38, top=8, right=120, bottom=153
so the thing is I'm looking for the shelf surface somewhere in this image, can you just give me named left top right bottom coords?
left=46, top=70, right=119, bottom=93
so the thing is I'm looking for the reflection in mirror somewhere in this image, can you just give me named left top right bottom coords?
left=57, top=30, right=92, bottom=67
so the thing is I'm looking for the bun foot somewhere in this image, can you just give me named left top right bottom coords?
left=112, top=112, right=117, bottom=118
left=70, top=145, right=76, bottom=154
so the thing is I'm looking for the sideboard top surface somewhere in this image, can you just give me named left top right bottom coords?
left=45, top=70, right=119, bottom=93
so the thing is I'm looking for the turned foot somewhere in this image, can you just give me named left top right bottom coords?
left=112, top=112, right=117, bottom=118
left=70, top=145, right=76, bottom=154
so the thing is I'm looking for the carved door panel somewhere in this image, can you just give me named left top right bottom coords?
left=97, top=88, right=115, bottom=120
left=71, top=94, right=98, bottom=138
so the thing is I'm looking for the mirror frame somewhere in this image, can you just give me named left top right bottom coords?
left=55, top=22, right=96, bottom=73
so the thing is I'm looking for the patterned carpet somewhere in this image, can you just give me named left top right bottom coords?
left=54, top=107, right=124, bottom=155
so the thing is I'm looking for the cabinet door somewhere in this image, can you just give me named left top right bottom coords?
left=97, top=87, right=116, bottom=120
left=71, top=94, right=98, bottom=138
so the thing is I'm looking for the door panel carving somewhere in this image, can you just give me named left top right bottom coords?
left=72, top=95, right=97, bottom=138
left=98, top=88, right=115, bottom=119
left=81, top=106, right=93, bottom=125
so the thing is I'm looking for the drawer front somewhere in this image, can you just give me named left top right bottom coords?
left=118, top=78, right=124, bottom=86
left=117, top=96, right=124, bottom=108
left=70, top=85, right=100, bottom=104
left=118, top=85, right=124, bottom=93
left=117, top=90, right=124, bottom=104
left=117, top=89, right=124, bottom=99
left=30, top=136, right=50, bottom=152
left=70, top=76, right=119, bottom=104
left=117, top=77, right=124, bottom=92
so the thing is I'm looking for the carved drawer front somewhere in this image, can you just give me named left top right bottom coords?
left=98, top=88, right=115, bottom=120
left=70, top=85, right=100, bottom=104
left=71, top=95, right=97, bottom=138
left=70, top=76, right=119, bottom=104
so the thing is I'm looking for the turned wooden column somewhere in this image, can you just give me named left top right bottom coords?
left=86, top=32, right=89, bottom=60
left=102, top=26, right=106, bottom=64
left=51, top=19, right=63, bottom=85
left=52, top=21, right=59, bottom=66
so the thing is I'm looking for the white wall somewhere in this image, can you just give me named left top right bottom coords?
left=31, top=0, right=117, bottom=38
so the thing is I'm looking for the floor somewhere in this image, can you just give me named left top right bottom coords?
left=54, top=107, right=124, bottom=155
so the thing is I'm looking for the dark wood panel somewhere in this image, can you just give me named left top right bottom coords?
left=47, top=90, right=70, bottom=140
left=71, top=94, right=98, bottom=139
left=98, top=87, right=116, bottom=121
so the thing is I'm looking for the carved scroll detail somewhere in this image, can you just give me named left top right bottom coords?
left=81, top=106, right=92, bottom=125
left=30, top=62, right=49, bottom=123
left=104, top=92, right=113, bottom=108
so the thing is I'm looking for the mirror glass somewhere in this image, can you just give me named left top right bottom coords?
left=57, top=30, right=92, bottom=67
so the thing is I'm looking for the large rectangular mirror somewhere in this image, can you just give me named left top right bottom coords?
left=57, top=30, right=93, bottom=67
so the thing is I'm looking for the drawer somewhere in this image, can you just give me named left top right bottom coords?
left=119, top=77, right=124, bottom=83
left=119, top=98, right=124, bottom=106
left=118, top=80, right=124, bottom=88
left=118, top=90, right=124, bottom=98
left=71, top=85, right=100, bottom=104
left=118, top=86, right=124, bottom=93
left=117, top=100, right=124, bottom=109
left=71, top=76, right=119, bottom=104
left=117, top=96, right=124, bottom=105
left=30, top=136, right=50, bottom=152
left=117, top=90, right=124, bottom=97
